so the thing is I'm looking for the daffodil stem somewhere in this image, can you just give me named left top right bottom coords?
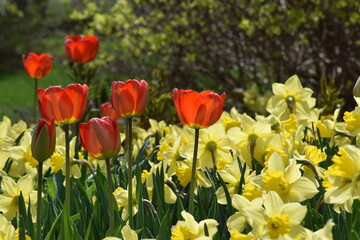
left=126, top=117, right=133, bottom=228
left=33, top=78, right=38, bottom=123
left=105, top=158, right=114, bottom=236
left=36, top=161, right=43, bottom=240
left=189, top=128, right=200, bottom=215
left=64, top=124, right=71, bottom=219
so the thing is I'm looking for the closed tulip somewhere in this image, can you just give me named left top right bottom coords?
left=31, top=118, right=56, bottom=162
left=79, top=117, right=121, bottom=159
left=111, top=79, right=148, bottom=118
left=173, top=89, right=226, bottom=129
left=65, top=35, right=99, bottom=63
left=22, top=52, right=52, bottom=79
left=101, top=102, right=120, bottom=120
left=38, top=84, right=88, bottom=125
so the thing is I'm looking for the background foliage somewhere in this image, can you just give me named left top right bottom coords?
left=0, top=0, right=360, bottom=120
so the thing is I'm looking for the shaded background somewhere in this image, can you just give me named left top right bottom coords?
left=1, top=0, right=360, bottom=123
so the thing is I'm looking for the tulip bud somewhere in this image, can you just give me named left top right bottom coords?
left=79, top=117, right=121, bottom=160
left=31, top=119, right=56, bottom=162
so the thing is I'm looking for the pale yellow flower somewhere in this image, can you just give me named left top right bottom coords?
left=0, top=175, right=37, bottom=221
left=227, top=194, right=262, bottom=233
left=9, top=132, right=37, bottom=176
left=266, top=75, right=316, bottom=121
left=229, top=229, right=255, bottom=240
left=243, top=83, right=272, bottom=115
left=147, top=119, right=169, bottom=138
left=215, top=161, right=254, bottom=204
left=170, top=211, right=218, bottom=240
left=343, top=107, right=360, bottom=136
left=324, top=145, right=360, bottom=212
left=227, top=114, right=272, bottom=168
left=252, top=153, right=318, bottom=203
left=196, top=122, right=233, bottom=171
left=157, top=127, right=189, bottom=176
left=0, top=214, right=15, bottom=240
left=304, top=220, right=335, bottom=240
left=49, top=134, right=81, bottom=178
left=0, top=117, right=15, bottom=150
left=113, top=178, right=138, bottom=220
left=144, top=162, right=176, bottom=204
left=175, top=159, right=211, bottom=191
left=242, top=191, right=307, bottom=239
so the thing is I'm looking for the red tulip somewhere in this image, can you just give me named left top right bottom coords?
left=31, top=118, right=56, bottom=162
left=38, top=84, right=88, bottom=125
left=111, top=79, right=148, bottom=118
left=22, top=52, right=52, bottom=79
left=100, top=102, right=120, bottom=120
left=79, top=117, right=121, bottom=159
left=64, top=35, right=99, bottom=63
left=173, top=89, right=226, bottom=129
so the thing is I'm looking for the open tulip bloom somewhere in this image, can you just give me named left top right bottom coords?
left=38, top=83, right=88, bottom=125
left=173, top=88, right=226, bottom=214
left=111, top=79, right=148, bottom=118
left=64, top=35, right=99, bottom=63
left=22, top=52, right=52, bottom=79
left=23, top=52, right=53, bottom=123
left=173, top=88, right=226, bottom=129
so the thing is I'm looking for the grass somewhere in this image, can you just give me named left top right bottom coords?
left=0, top=66, right=72, bottom=123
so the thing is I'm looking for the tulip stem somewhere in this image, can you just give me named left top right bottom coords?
left=36, top=161, right=43, bottom=240
left=189, top=128, right=200, bottom=215
left=64, top=124, right=71, bottom=219
left=105, top=158, right=114, bottom=236
left=33, top=78, right=38, bottom=123
left=126, top=117, right=133, bottom=228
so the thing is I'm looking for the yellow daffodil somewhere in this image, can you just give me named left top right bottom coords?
left=157, top=127, right=189, bottom=176
left=0, top=214, right=15, bottom=240
left=49, top=133, right=81, bottom=178
left=196, top=122, right=233, bottom=171
left=170, top=211, right=218, bottom=240
left=266, top=75, right=316, bottom=121
left=252, top=153, right=318, bottom=203
left=215, top=161, right=254, bottom=204
left=227, top=194, right=263, bottom=233
left=0, top=150, right=10, bottom=171
left=242, top=191, right=307, bottom=239
left=229, top=229, right=255, bottom=240
left=243, top=83, right=272, bottom=115
left=143, top=162, right=177, bottom=204
left=0, top=175, right=37, bottom=221
left=113, top=178, right=138, bottom=220
left=221, top=108, right=242, bottom=130
left=324, top=145, right=360, bottom=212
left=228, top=114, right=272, bottom=168
left=147, top=119, right=169, bottom=138
left=175, top=158, right=211, bottom=190
left=0, top=117, right=15, bottom=150
left=343, top=107, right=360, bottom=136
left=304, top=220, right=334, bottom=240
left=8, top=132, right=41, bottom=177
